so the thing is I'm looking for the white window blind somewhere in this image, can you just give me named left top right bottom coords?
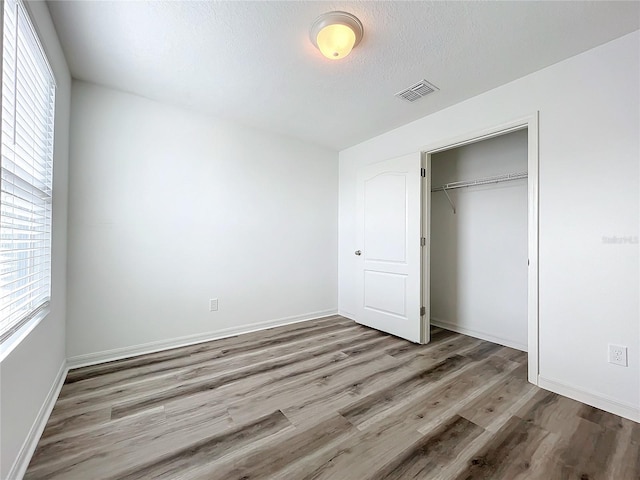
left=1, top=0, right=56, bottom=343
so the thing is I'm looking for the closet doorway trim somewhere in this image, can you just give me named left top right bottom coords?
left=420, top=113, right=539, bottom=386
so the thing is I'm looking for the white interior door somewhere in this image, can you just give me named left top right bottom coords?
left=423, top=154, right=431, bottom=344
left=355, top=152, right=425, bottom=343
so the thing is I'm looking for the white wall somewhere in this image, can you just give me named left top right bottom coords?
left=66, top=81, right=338, bottom=360
left=0, top=1, right=71, bottom=478
left=430, top=130, right=528, bottom=351
left=339, top=32, right=639, bottom=420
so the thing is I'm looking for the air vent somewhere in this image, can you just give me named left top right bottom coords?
left=395, top=79, right=438, bottom=103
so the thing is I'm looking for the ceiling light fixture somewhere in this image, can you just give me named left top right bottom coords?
left=310, top=11, right=363, bottom=60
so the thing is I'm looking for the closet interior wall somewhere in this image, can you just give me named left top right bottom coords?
left=430, top=129, right=528, bottom=351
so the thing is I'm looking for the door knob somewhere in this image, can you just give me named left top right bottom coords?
left=355, top=250, right=362, bottom=256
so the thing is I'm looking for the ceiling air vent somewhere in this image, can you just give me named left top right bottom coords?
left=395, top=80, right=438, bottom=103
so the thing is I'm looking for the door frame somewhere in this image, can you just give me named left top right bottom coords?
left=420, top=113, right=539, bottom=385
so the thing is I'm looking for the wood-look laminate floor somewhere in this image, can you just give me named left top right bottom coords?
left=25, top=316, right=639, bottom=480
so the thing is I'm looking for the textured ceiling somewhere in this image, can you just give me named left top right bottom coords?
left=47, top=1, right=639, bottom=150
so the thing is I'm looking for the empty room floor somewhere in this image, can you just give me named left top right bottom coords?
left=25, top=316, right=639, bottom=479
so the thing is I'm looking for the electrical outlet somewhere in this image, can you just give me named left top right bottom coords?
left=209, top=298, right=218, bottom=312
left=608, top=344, right=628, bottom=367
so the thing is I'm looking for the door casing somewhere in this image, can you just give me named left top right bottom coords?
left=420, top=113, right=540, bottom=385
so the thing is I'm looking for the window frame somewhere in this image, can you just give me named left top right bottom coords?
left=0, top=0, right=57, bottom=360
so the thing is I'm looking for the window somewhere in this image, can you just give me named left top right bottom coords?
left=1, top=0, right=56, bottom=344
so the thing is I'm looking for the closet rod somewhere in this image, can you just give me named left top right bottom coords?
left=431, top=171, right=528, bottom=192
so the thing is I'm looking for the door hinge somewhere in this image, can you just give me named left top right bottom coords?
left=420, top=306, right=426, bottom=316
left=420, top=237, right=426, bottom=247
left=420, top=168, right=426, bottom=177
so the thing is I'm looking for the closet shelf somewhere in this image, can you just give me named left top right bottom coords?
left=431, top=171, right=528, bottom=214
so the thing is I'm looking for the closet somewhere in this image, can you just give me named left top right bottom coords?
left=429, top=129, right=528, bottom=351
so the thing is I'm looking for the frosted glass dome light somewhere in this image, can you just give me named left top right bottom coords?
left=310, top=11, right=363, bottom=61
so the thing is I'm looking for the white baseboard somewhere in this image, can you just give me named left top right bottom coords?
left=7, top=360, right=68, bottom=480
left=538, top=376, right=640, bottom=423
left=67, top=309, right=338, bottom=369
left=338, top=310, right=355, bottom=321
left=431, top=317, right=528, bottom=352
